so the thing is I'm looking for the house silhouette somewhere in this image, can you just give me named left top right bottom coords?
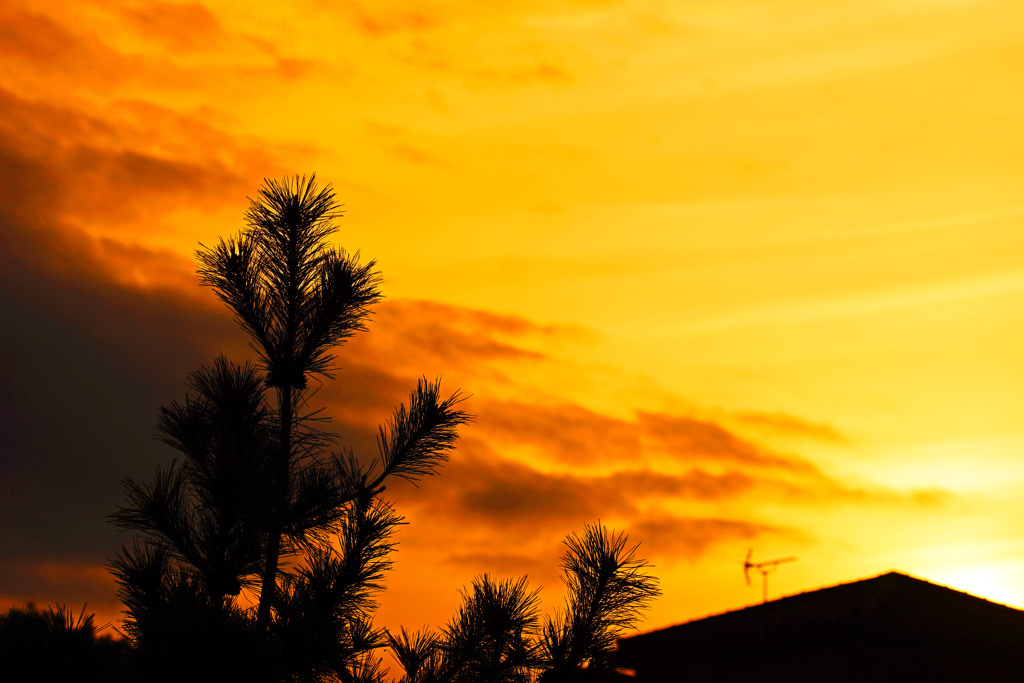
left=614, top=571, right=1024, bottom=682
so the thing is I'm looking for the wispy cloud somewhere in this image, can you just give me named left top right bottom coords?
left=639, top=412, right=813, bottom=471
left=733, top=410, right=847, bottom=443
left=119, top=2, right=227, bottom=51
left=631, top=515, right=779, bottom=560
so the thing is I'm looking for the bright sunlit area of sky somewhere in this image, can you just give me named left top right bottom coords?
left=2, top=0, right=1024, bottom=644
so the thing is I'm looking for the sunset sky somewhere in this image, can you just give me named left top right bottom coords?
left=3, top=0, right=1024, bottom=647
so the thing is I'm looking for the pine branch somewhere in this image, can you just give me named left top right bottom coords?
left=442, top=575, right=541, bottom=683
left=541, top=523, right=661, bottom=674
left=196, top=236, right=275, bottom=370
left=376, top=378, right=471, bottom=487
left=283, top=459, right=357, bottom=547
left=298, top=249, right=383, bottom=379
left=273, top=496, right=402, bottom=680
left=388, top=627, right=445, bottom=683
left=111, top=465, right=197, bottom=565
left=108, top=541, right=170, bottom=642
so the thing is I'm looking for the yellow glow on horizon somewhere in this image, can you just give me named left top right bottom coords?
left=867, top=438, right=1024, bottom=492
left=924, top=561, right=1024, bottom=611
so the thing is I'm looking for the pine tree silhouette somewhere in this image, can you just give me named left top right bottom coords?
left=110, top=176, right=469, bottom=682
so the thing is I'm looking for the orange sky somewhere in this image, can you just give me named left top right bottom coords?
left=3, top=0, right=1024, bottom=647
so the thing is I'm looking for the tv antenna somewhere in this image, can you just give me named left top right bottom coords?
left=743, top=549, right=797, bottom=603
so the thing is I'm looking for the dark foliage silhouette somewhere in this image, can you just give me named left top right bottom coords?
left=388, top=523, right=660, bottom=683
left=442, top=575, right=541, bottom=683
left=110, top=176, right=469, bottom=682
left=538, top=525, right=659, bottom=678
left=0, top=603, right=131, bottom=683
left=195, top=175, right=385, bottom=628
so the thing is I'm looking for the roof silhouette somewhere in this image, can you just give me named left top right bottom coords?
left=615, top=572, right=1024, bottom=682
left=621, top=571, right=1024, bottom=651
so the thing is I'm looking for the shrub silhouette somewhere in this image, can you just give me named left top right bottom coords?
left=0, top=603, right=131, bottom=683
left=110, top=176, right=469, bottom=682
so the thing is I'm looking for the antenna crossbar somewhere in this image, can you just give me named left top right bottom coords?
left=743, top=549, right=797, bottom=603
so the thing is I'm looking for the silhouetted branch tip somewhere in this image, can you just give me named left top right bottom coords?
left=376, top=377, right=473, bottom=487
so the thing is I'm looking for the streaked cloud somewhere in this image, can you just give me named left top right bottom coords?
left=631, top=516, right=779, bottom=560
left=120, top=2, right=227, bottom=51
left=733, top=411, right=847, bottom=443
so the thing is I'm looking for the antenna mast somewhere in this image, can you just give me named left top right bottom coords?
left=743, top=549, right=797, bottom=603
